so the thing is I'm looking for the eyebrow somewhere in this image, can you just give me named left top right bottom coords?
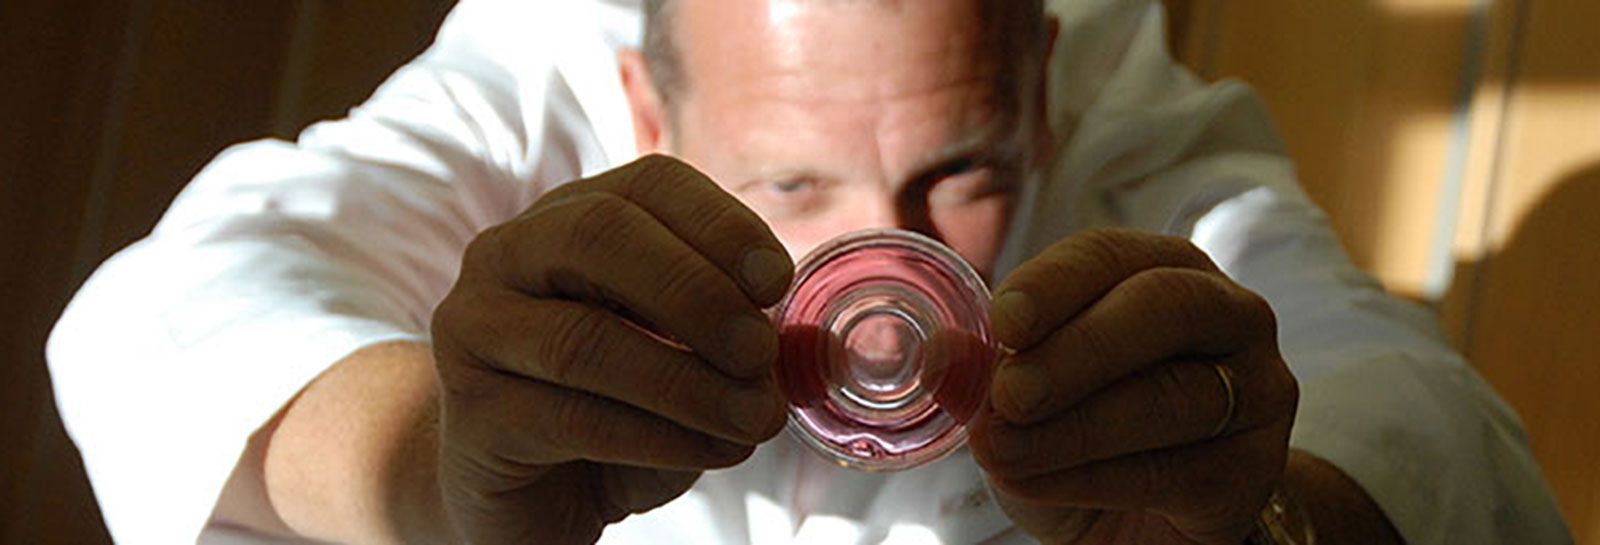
left=736, top=116, right=1022, bottom=192
left=898, top=120, right=1023, bottom=192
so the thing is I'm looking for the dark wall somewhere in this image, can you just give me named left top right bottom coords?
left=0, top=1, right=453, bottom=541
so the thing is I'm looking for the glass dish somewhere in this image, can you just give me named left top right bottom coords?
left=770, top=229, right=998, bottom=472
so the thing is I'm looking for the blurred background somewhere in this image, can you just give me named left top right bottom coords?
left=2, top=0, right=1595, bottom=542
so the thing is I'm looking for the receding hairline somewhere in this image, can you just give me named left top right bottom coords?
left=641, top=0, right=1047, bottom=107
left=641, top=0, right=680, bottom=104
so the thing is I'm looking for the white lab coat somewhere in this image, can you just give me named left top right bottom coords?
left=47, top=0, right=1571, bottom=543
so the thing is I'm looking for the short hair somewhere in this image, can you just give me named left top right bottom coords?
left=640, top=0, right=1047, bottom=108
left=641, top=0, right=684, bottom=106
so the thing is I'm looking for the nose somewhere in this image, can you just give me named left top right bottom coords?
left=892, top=188, right=940, bottom=242
left=850, top=191, right=901, bottom=232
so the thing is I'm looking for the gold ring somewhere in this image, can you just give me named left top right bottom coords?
left=1209, top=363, right=1237, bottom=439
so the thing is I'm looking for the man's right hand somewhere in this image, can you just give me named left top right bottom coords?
left=430, top=155, right=794, bottom=544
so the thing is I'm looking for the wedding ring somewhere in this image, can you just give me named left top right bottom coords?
left=1209, top=363, right=1237, bottom=439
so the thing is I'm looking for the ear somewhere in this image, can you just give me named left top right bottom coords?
left=618, top=48, right=673, bottom=154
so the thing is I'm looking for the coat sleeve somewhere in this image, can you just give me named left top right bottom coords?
left=44, top=1, right=634, bottom=542
left=1011, top=1, right=1571, bottom=543
left=1193, top=184, right=1573, bottom=544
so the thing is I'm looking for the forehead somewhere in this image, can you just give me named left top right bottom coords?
left=672, top=0, right=1017, bottom=104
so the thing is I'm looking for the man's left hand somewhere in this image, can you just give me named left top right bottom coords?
left=969, top=229, right=1298, bottom=544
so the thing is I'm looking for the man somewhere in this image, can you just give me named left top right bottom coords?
left=48, top=0, right=1569, bottom=543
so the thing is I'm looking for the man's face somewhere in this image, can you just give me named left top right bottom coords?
left=637, top=0, right=1047, bottom=279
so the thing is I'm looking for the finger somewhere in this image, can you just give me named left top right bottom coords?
left=436, top=290, right=787, bottom=444
left=440, top=366, right=757, bottom=471
left=990, top=267, right=1277, bottom=423
left=972, top=360, right=1243, bottom=480
left=924, top=328, right=1001, bottom=424
left=539, top=154, right=794, bottom=305
left=599, top=466, right=701, bottom=516
left=989, top=230, right=1220, bottom=351
left=471, top=189, right=775, bottom=380
left=984, top=425, right=1289, bottom=519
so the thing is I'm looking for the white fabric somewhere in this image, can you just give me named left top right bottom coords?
left=47, top=0, right=1570, bottom=543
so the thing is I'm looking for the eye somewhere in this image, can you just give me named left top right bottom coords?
left=737, top=176, right=835, bottom=219
left=770, top=178, right=813, bottom=195
left=925, top=161, right=1014, bottom=207
left=941, top=158, right=980, bottom=178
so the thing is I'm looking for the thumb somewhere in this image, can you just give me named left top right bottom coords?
left=924, top=328, right=999, bottom=424
left=600, top=467, right=701, bottom=515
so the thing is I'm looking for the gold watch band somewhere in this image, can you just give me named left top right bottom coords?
left=1246, top=485, right=1317, bottom=545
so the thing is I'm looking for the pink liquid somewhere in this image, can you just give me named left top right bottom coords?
left=771, top=230, right=998, bottom=472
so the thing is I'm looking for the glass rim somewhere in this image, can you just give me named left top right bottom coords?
left=779, top=229, right=992, bottom=315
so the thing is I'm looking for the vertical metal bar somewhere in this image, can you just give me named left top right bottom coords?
left=1457, top=0, right=1530, bottom=354
left=1423, top=0, right=1495, bottom=302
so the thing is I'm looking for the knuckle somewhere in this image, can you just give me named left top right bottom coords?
left=1142, top=451, right=1187, bottom=500
left=1235, top=288, right=1279, bottom=338
left=1056, top=408, right=1096, bottom=466
left=462, top=223, right=504, bottom=267
left=1075, top=229, right=1218, bottom=272
left=1280, top=366, right=1301, bottom=411
left=562, top=193, right=643, bottom=259
left=654, top=252, right=723, bottom=313
left=547, top=393, right=606, bottom=455
left=432, top=299, right=498, bottom=398
left=460, top=223, right=515, bottom=282
left=436, top=372, right=514, bottom=455
left=652, top=359, right=719, bottom=429
left=1139, top=447, right=1177, bottom=498
left=1075, top=227, right=1130, bottom=248
left=430, top=292, right=468, bottom=350
left=1151, top=365, right=1204, bottom=430
left=1261, top=357, right=1300, bottom=415
left=630, top=153, right=694, bottom=182
left=1121, top=267, right=1179, bottom=301
left=981, top=428, right=1039, bottom=478
left=622, top=154, right=707, bottom=201
left=1178, top=470, right=1235, bottom=517
left=649, top=360, right=698, bottom=407
left=1073, top=229, right=1136, bottom=272
left=1224, top=351, right=1297, bottom=433
left=434, top=287, right=500, bottom=341
left=1060, top=229, right=1219, bottom=275
left=539, top=308, right=613, bottom=384
left=1164, top=235, right=1215, bottom=269
left=1063, top=318, right=1118, bottom=364
left=1034, top=245, right=1082, bottom=288
left=437, top=358, right=494, bottom=410
left=627, top=156, right=762, bottom=265
left=1015, top=231, right=1109, bottom=294
left=1142, top=267, right=1211, bottom=299
left=1129, top=268, right=1228, bottom=324
left=681, top=196, right=759, bottom=257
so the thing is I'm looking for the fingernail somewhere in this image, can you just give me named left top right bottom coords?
left=740, top=247, right=791, bottom=297
left=992, top=290, right=1036, bottom=345
left=721, top=314, right=776, bottom=379
left=995, top=363, right=1050, bottom=421
left=722, top=388, right=782, bottom=439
